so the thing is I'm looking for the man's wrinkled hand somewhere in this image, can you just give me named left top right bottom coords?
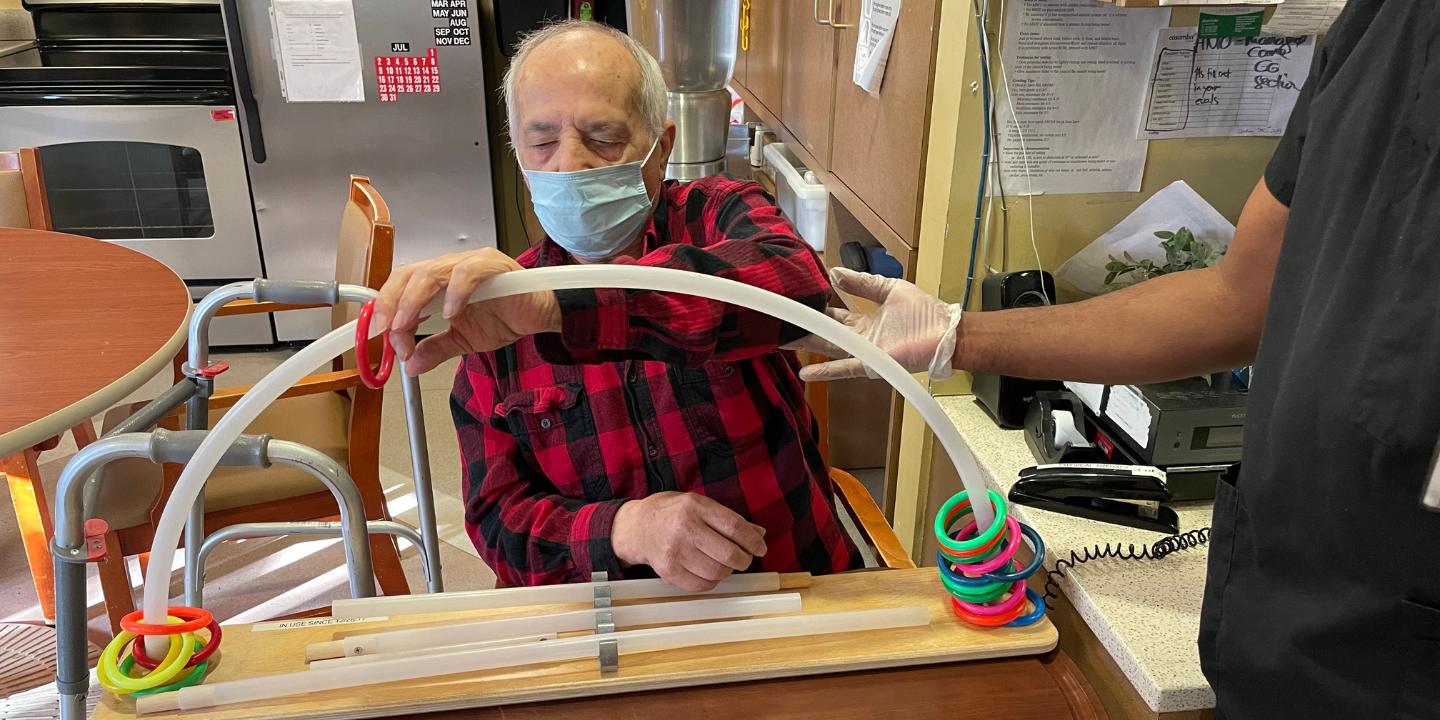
left=611, top=492, right=768, bottom=592
left=370, top=248, right=562, bottom=376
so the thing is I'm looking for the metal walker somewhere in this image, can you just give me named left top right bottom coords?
left=49, top=280, right=445, bottom=720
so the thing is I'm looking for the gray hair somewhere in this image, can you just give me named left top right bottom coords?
left=502, top=20, right=668, bottom=150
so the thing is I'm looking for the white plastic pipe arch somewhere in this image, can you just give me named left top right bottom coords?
left=141, top=266, right=994, bottom=653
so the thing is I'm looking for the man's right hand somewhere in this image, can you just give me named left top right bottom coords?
left=611, top=492, right=768, bottom=592
left=370, top=248, right=562, bottom=376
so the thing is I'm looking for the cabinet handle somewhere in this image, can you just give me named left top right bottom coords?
left=813, top=0, right=831, bottom=26
left=741, top=0, right=751, bottom=50
left=828, top=0, right=853, bottom=29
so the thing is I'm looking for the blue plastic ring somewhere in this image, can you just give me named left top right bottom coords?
left=936, top=550, right=1007, bottom=587
left=981, top=522, right=1045, bottom=583
left=1005, top=587, right=1047, bottom=627
left=936, top=522, right=1045, bottom=586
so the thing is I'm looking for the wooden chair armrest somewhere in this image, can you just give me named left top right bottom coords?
left=216, top=299, right=327, bottom=316
left=831, top=467, right=915, bottom=569
left=209, top=369, right=365, bottom=410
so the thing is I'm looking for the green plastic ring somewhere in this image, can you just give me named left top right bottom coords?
left=121, top=641, right=209, bottom=697
left=934, top=489, right=1008, bottom=553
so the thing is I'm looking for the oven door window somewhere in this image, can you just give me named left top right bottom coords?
left=39, top=141, right=214, bottom=240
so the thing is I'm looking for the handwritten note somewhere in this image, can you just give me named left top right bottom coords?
left=251, top=615, right=386, bottom=632
left=1139, top=30, right=1314, bottom=139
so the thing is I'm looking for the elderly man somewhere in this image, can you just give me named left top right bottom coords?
left=372, top=21, right=857, bottom=591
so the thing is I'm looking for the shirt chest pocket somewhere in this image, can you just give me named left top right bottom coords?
left=497, top=382, right=600, bottom=495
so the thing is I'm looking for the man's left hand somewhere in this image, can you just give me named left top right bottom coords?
left=371, top=248, right=562, bottom=375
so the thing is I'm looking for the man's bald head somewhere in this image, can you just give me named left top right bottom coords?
left=503, top=20, right=668, bottom=151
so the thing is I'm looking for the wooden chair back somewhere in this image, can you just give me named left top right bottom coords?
left=332, top=175, right=395, bottom=330
left=0, top=148, right=51, bottom=230
left=802, top=353, right=915, bottom=569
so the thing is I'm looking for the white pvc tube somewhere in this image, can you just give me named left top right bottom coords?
left=309, top=634, right=556, bottom=669
left=337, top=593, right=801, bottom=658
left=142, top=266, right=994, bottom=652
left=135, top=606, right=929, bottom=714
left=331, top=570, right=784, bottom=620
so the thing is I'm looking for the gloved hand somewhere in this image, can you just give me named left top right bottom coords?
left=788, top=268, right=962, bottom=383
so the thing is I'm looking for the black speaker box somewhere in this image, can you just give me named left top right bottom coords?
left=971, top=270, right=1060, bottom=429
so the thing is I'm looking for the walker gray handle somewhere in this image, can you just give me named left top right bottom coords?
left=253, top=279, right=341, bottom=306
left=148, top=429, right=272, bottom=467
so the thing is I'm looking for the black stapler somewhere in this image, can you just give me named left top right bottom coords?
left=1008, top=464, right=1180, bottom=534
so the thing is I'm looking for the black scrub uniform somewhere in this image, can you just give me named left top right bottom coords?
left=1198, top=1, right=1440, bottom=718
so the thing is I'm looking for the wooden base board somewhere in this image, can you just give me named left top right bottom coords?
left=96, top=568, right=1056, bottom=720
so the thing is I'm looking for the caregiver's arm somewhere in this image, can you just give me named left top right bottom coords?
left=802, top=179, right=1289, bottom=385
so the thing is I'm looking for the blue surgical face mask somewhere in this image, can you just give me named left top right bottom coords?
left=521, top=139, right=660, bottom=260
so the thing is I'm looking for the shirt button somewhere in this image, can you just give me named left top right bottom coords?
left=628, top=372, right=639, bottom=384
left=540, top=418, right=552, bottom=429
left=647, top=446, right=659, bottom=458
left=724, top=366, right=735, bottom=377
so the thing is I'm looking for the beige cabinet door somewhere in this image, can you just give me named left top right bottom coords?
left=747, top=0, right=787, bottom=115
left=829, top=0, right=938, bottom=246
left=780, top=0, right=838, bottom=168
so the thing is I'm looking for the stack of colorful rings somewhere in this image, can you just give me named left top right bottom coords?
left=98, top=606, right=220, bottom=697
left=935, top=489, right=1047, bottom=627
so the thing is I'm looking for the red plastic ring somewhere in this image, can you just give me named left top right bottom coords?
left=355, top=298, right=394, bottom=390
left=129, top=619, right=221, bottom=670
left=120, top=607, right=213, bottom=636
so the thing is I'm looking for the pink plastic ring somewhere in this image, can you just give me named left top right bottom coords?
left=949, top=516, right=1022, bottom=575
left=355, top=298, right=394, bottom=390
left=954, top=580, right=1028, bottom=616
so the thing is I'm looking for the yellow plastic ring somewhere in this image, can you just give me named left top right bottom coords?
left=98, top=617, right=197, bottom=693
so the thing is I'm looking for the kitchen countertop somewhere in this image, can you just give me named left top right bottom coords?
left=937, top=395, right=1215, bottom=714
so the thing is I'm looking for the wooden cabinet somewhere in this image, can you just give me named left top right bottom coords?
left=780, top=0, right=838, bottom=168
left=747, top=0, right=787, bottom=115
left=829, top=0, right=939, bottom=247
left=729, top=0, right=942, bottom=255
left=733, top=0, right=749, bottom=88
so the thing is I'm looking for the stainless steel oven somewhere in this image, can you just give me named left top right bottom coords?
left=0, top=0, right=271, bottom=344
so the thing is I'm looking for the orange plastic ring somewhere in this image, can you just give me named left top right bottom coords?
left=355, top=298, right=394, bottom=390
left=120, top=607, right=213, bottom=636
left=950, top=595, right=1026, bottom=627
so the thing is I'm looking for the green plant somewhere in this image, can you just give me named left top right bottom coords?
left=1102, top=227, right=1227, bottom=292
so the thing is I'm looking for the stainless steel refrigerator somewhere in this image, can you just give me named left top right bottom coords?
left=222, top=0, right=497, bottom=340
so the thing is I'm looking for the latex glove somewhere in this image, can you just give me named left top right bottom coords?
left=789, top=268, right=962, bottom=383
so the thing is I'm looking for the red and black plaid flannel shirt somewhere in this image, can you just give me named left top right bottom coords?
left=450, top=174, right=859, bottom=586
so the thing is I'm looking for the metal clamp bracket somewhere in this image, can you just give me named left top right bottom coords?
left=592, top=571, right=612, bottom=608
left=592, top=572, right=618, bottom=673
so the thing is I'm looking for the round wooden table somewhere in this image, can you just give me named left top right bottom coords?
left=0, top=228, right=192, bottom=457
